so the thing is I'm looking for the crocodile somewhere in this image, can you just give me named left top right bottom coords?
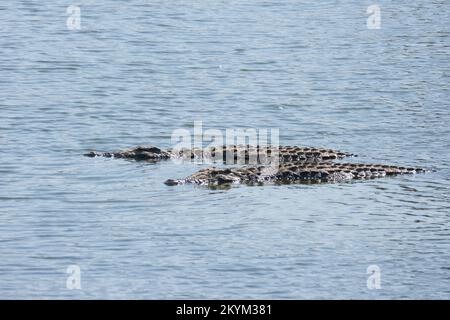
left=84, top=145, right=354, bottom=163
left=85, top=145, right=427, bottom=186
left=164, top=162, right=427, bottom=186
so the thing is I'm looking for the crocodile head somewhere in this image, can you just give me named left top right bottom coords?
left=84, top=145, right=171, bottom=161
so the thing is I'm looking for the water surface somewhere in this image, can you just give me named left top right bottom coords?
left=0, top=0, right=449, bottom=299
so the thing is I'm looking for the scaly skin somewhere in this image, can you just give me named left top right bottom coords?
left=164, top=162, right=427, bottom=186
left=85, top=144, right=427, bottom=186
left=84, top=145, right=354, bottom=164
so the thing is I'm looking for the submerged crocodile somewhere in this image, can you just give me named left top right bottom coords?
left=164, top=162, right=426, bottom=186
left=85, top=145, right=427, bottom=186
left=84, top=145, right=354, bottom=163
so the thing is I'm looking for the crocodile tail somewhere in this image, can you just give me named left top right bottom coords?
left=341, top=163, right=427, bottom=175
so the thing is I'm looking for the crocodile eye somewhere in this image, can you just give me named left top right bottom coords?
left=136, top=146, right=162, bottom=153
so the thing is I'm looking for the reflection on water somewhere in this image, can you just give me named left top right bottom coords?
left=0, top=0, right=449, bottom=298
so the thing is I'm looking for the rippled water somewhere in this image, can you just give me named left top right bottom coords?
left=1, top=1, right=449, bottom=299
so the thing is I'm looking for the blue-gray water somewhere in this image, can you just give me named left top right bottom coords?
left=1, top=0, right=449, bottom=299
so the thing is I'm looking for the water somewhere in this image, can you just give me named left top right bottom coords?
left=0, top=0, right=449, bottom=299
